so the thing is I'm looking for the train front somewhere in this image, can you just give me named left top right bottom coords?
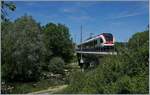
left=100, top=33, right=115, bottom=51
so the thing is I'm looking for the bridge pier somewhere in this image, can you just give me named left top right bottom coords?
left=77, top=53, right=101, bottom=70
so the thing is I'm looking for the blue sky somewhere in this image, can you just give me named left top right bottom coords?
left=8, top=1, right=149, bottom=44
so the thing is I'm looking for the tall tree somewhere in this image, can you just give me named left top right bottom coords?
left=2, top=15, right=45, bottom=81
left=42, top=23, right=74, bottom=63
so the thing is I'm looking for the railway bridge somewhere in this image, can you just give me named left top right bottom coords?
left=76, top=50, right=117, bottom=70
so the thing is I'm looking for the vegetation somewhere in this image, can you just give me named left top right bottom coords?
left=48, top=57, right=65, bottom=74
left=41, top=23, right=74, bottom=71
left=1, top=15, right=74, bottom=93
left=2, top=16, right=45, bottom=82
left=62, top=30, right=149, bottom=94
left=1, top=1, right=149, bottom=94
left=2, top=78, right=66, bottom=94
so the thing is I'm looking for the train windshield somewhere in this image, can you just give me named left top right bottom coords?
left=103, top=33, right=113, bottom=41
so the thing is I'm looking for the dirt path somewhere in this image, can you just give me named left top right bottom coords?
left=29, top=85, right=68, bottom=94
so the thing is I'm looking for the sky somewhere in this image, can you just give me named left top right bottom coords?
left=7, top=1, right=149, bottom=44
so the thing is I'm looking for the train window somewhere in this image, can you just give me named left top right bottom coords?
left=96, top=38, right=103, bottom=44
left=103, top=33, right=113, bottom=41
left=94, top=40, right=97, bottom=47
left=97, top=39, right=100, bottom=44
left=95, top=40, right=97, bottom=44
left=100, top=38, right=103, bottom=43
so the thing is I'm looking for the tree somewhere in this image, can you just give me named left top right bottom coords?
left=2, top=15, right=45, bottom=82
left=1, top=20, right=15, bottom=81
left=42, top=23, right=74, bottom=63
left=125, top=30, right=149, bottom=77
left=128, top=30, right=149, bottom=51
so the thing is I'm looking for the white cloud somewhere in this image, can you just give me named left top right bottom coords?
left=62, top=8, right=78, bottom=14
left=60, top=6, right=93, bottom=22
left=69, top=15, right=92, bottom=21
left=105, top=1, right=148, bottom=20
left=113, top=11, right=145, bottom=19
left=106, top=9, right=147, bottom=20
left=110, top=22, right=122, bottom=25
left=25, top=2, right=37, bottom=6
left=74, top=2, right=97, bottom=8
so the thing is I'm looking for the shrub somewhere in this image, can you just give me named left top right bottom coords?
left=48, top=57, right=65, bottom=74
left=62, top=71, right=85, bottom=94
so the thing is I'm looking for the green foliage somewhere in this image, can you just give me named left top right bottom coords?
left=2, top=15, right=74, bottom=82
left=2, top=15, right=45, bottom=82
left=42, top=23, right=74, bottom=63
left=3, top=78, right=65, bottom=94
left=115, top=42, right=127, bottom=52
left=48, top=57, right=65, bottom=74
left=128, top=30, right=149, bottom=51
left=63, top=30, right=149, bottom=94
left=2, top=14, right=75, bottom=82
left=1, top=15, right=74, bottom=94
left=116, top=75, right=148, bottom=94
left=63, top=71, right=86, bottom=93
left=1, top=14, right=75, bottom=94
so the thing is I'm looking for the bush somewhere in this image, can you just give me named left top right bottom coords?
left=48, top=57, right=65, bottom=74
left=62, top=71, right=86, bottom=94
left=116, top=75, right=148, bottom=94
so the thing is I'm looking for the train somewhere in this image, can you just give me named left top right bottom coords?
left=77, top=33, right=115, bottom=52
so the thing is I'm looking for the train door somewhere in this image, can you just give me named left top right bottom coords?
left=100, top=38, right=104, bottom=51
left=96, top=38, right=103, bottom=51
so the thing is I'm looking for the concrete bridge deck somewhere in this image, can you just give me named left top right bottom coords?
left=76, top=51, right=117, bottom=55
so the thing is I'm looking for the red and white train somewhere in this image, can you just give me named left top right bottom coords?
left=78, top=33, right=115, bottom=51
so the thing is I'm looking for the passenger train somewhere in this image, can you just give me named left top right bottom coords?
left=77, top=33, right=115, bottom=51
